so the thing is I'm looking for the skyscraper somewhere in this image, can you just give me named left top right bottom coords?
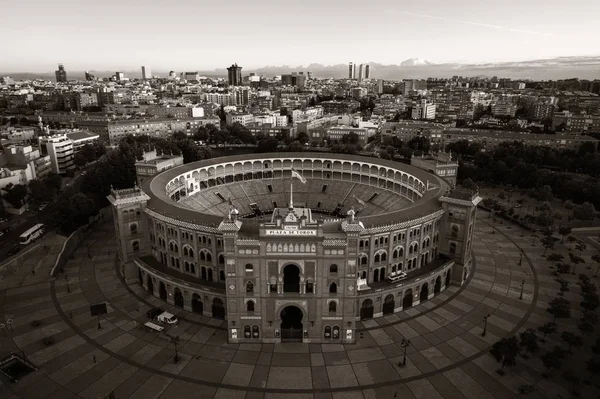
left=358, top=64, right=365, bottom=81
left=365, top=64, right=370, bottom=79
left=55, top=64, right=67, bottom=82
left=142, top=66, right=151, bottom=80
left=227, top=64, right=243, bottom=86
left=348, top=62, right=354, bottom=79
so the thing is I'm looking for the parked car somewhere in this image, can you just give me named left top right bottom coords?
left=157, top=311, right=178, bottom=325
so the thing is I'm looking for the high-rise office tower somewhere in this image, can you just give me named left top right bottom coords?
left=115, top=72, right=125, bottom=82
left=55, top=64, right=67, bottom=82
left=227, top=64, right=243, bottom=86
left=358, top=64, right=366, bottom=81
left=348, top=62, right=354, bottom=79
left=365, top=64, right=370, bottom=79
left=142, top=66, right=151, bottom=80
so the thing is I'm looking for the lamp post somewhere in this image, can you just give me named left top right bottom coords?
left=482, top=314, right=490, bottom=337
left=519, top=279, right=525, bottom=300
left=399, top=338, right=411, bottom=366
left=519, top=253, right=523, bottom=266
left=66, top=275, right=71, bottom=293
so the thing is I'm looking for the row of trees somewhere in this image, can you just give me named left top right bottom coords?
left=1, top=174, right=63, bottom=210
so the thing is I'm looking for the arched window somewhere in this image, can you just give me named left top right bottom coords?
left=452, top=225, right=459, bottom=237
left=132, top=241, right=139, bottom=251
left=332, top=326, right=340, bottom=339
left=246, top=281, right=254, bottom=293
left=329, top=301, right=337, bottom=313
left=200, top=251, right=205, bottom=261
left=450, top=243, right=457, bottom=254
left=189, top=248, right=194, bottom=257
left=381, top=252, right=387, bottom=262
left=329, top=282, right=337, bottom=294
left=245, top=264, right=253, bottom=272
left=244, top=325, right=251, bottom=338
left=130, top=224, right=137, bottom=234
left=246, top=301, right=255, bottom=312
left=252, top=325, right=259, bottom=338
left=220, top=270, right=225, bottom=281
left=183, top=247, right=188, bottom=256
left=374, top=253, right=380, bottom=263
left=169, top=242, right=174, bottom=251
left=306, top=280, right=314, bottom=293
left=207, top=252, right=212, bottom=262
left=329, top=264, right=338, bottom=274
left=324, top=326, right=332, bottom=339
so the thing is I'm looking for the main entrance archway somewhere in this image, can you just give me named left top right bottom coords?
left=174, top=288, right=184, bottom=308
left=191, top=293, right=203, bottom=314
left=280, top=305, right=303, bottom=341
left=147, top=276, right=154, bottom=295
left=283, top=264, right=300, bottom=293
left=159, top=281, right=167, bottom=300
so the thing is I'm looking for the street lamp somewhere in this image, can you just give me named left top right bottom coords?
left=519, top=280, right=525, bottom=300
left=482, top=314, right=490, bottom=337
left=399, top=338, right=411, bottom=366
left=519, top=253, right=523, bottom=266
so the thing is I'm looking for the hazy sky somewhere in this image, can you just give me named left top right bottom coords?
left=2, top=0, right=599, bottom=72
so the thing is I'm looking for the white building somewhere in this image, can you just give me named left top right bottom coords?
left=142, top=66, right=151, bottom=80
left=412, top=100, right=436, bottom=120
left=40, top=131, right=100, bottom=174
left=226, top=114, right=254, bottom=127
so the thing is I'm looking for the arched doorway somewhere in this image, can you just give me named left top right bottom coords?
left=174, top=288, right=184, bottom=308
left=138, top=268, right=143, bottom=285
left=192, top=293, right=203, bottom=314
left=147, top=276, right=154, bottom=295
left=207, top=268, right=213, bottom=282
left=445, top=270, right=451, bottom=287
left=159, top=281, right=167, bottom=300
left=403, top=289, right=413, bottom=308
left=283, top=265, right=300, bottom=293
left=383, top=294, right=395, bottom=315
left=212, top=298, right=225, bottom=319
left=434, top=276, right=442, bottom=294
left=373, top=269, right=379, bottom=282
left=420, top=283, right=429, bottom=301
left=201, top=267, right=207, bottom=280
left=280, top=306, right=303, bottom=342
left=360, top=299, right=374, bottom=320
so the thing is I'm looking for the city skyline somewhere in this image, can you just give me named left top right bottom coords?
left=3, top=0, right=599, bottom=72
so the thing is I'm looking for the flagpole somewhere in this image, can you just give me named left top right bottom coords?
left=290, top=181, right=294, bottom=210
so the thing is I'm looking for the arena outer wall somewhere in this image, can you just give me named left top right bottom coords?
left=108, top=152, right=481, bottom=344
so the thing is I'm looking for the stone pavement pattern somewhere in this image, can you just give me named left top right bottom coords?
left=1, top=219, right=599, bottom=398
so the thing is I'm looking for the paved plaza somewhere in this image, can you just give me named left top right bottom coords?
left=1, top=216, right=599, bottom=398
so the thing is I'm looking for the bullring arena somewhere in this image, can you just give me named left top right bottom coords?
left=109, top=153, right=479, bottom=344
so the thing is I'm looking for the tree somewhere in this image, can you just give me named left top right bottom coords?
left=566, top=235, right=578, bottom=250
left=575, top=240, right=587, bottom=256
left=28, top=179, right=49, bottom=208
left=574, top=202, right=596, bottom=225
left=581, top=292, right=600, bottom=315
left=537, top=185, right=554, bottom=202
left=489, top=336, right=520, bottom=374
left=547, top=253, right=564, bottom=263
left=558, top=278, right=570, bottom=296
left=58, top=192, right=97, bottom=232
left=547, top=297, right=571, bottom=324
left=462, top=178, right=478, bottom=190
left=579, top=313, right=598, bottom=333
left=541, top=346, right=566, bottom=377
left=2, top=183, right=27, bottom=208
left=255, top=137, right=279, bottom=153
left=561, top=331, right=583, bottom=354
left=558, top=226, right=572, bottom=243
left=538, top=322, right=557, bottom=342
left=519, top=329, right=540, bottom=358
left=586, top=357, right=600, bottom=384
left=193, top=126, right=209, bottom=141
left=541, top=234, right=558, bottom=255
left=296, top=132, right=309, bottom=145
left=569, top=252, right=585, bottom=275
left=562, top=369, right=581, bottom=395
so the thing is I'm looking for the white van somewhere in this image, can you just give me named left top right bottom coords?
left=157, top=311, right=178, bottom=325
left=387, top=271, right=408, bottom=283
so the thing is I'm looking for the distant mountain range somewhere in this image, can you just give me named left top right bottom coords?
left=3, top=56, right=600, bottom=81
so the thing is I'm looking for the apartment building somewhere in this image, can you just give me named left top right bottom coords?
left=76, top=117, right=220, bottom=146
left=412, top=100, right=436, bottom=120
left=135, top=149, right=184, bottom=186
left=552, top=111, right=600, bottom=133
left=39, top=131, right=100, bottom=174
left=325, top=126, right=370, bottom=144
left=225, top=113, right=254, bottom=127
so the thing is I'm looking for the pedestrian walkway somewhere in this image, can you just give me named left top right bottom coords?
left=1, top=219, right=599, bottom=398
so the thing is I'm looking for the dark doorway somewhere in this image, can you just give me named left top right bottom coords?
left=283, top=265, right=300, bottom=293
left=159, top=281, right=167, bottom=300
left=382, top=294, right=395, bottom=315
left=201, top=267, right=207, bottom=280
left=445, top=270, right=451, bottom=287
left=138, top=268, right=143, bottom=285
left=174, top=288, right=184, bottom=308
left=208, top=268, right=213, bottom=282
left=434, top=276, right=442, bottom=294
left=212, top=298, right=225, bottom=319
left=280, top=306, right=303, bottom=341
left=192, top=294, right=203, bottom=314
left=373, top=269, right=379, bottom=282
left=147, top=276, right=154, bottom=295
left=420, top=283, right=429, bottom=301
left=403, top=290, right=413, bottom=308
left=360, top=299, right=374, bottom=320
